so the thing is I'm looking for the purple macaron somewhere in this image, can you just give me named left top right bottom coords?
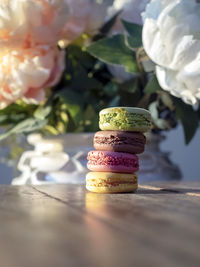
left=94, top=131, right=146, bottom=154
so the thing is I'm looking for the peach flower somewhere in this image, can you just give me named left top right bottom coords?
left=0, top=46, right=65, bottom=109
left=0, top=0, right=70, bottom=48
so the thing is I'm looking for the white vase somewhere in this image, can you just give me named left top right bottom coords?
left=12, top=132, right=181, bottom=185
left=138, top=133, right=182, bottom=181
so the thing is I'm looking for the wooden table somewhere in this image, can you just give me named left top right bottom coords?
left=0, top=182, right=200, bottom=267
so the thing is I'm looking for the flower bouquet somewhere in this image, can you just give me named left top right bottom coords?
left=0, top=0, right=199, bottom=145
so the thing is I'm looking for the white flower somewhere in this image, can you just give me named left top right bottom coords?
left=142, top=0, right=200, bottom=106
left=63, top=0, right=113, bottom=44
left=0, top=46, right=65, bottom=109
left=0, top=0, right=70, bottom=48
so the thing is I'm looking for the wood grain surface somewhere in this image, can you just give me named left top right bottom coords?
left=0, top=182, right=199, bottom=267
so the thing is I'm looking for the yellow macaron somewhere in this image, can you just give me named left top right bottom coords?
left=86, top=172, right=138, bottom=193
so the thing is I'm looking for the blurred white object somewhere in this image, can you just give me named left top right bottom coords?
left=142, top=0, right=200, bottom=107
left=139, top=133, right=181, bottom=181
left=12, top=133, right=94, bottom=185
left=110, top=0, right=150, bottom=31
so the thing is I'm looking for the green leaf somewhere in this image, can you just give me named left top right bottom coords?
left=0, top=103, right=38, bottom=126
left=122, top=20, right=142, bottom=48
left=173, top=97, right=199, bottom=144
left=122, top=20, right=142, bottom=38
left=144, top=75, right=162, bottom=94
left=86, top=35, right=139, bottom=73
left=34, top=106, right=52, bottom=120
left=11, top=118, right=47, bottom=133
left=0, top=103, right=37, bottom=116
left=0, top=114, right=26, bottom=125
left=0, top=118, right=47, bottom=141
left=126, top=36, right=143, bottom=50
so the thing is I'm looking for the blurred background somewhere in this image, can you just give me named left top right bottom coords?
left=161, top=126, right=199, bottom=181
left=0, top=125, right=199, bottom=184
left=0, top=0, right=199, bottom=184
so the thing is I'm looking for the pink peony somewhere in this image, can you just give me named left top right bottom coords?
left=0, top=0, right=70, bottom=48
left=0, top=46, right=65, bottom=109
left=63, top=0, right=113, bottom=44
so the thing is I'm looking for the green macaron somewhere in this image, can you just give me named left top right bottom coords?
left=99, top=107, right=152, bottom=132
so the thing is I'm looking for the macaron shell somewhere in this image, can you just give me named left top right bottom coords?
left=94, top=131, right=146, bottom=154
left=99, top=107, right=152, bottom=132
left=100, top=107, right=151, bottom=116
left=87, top=164, right=136, bottom=173
left=99, top=124, right=150, bottom=132
left=86, top=172, right=138, bottom=193
left=86, top=184, right=138, bottom=193
left=87, top=151, right=139, bottom=173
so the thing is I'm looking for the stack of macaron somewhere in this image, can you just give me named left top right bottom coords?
left=86, top=107, right=152, bottom=193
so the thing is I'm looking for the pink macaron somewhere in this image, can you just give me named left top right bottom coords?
left=87, top=151, right=139, bottom=173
